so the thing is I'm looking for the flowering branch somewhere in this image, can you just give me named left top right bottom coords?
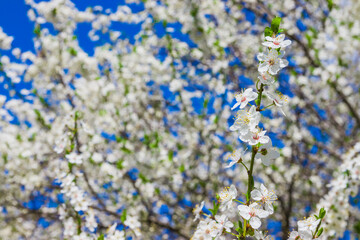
left=192, top=17, right=326, bottom=240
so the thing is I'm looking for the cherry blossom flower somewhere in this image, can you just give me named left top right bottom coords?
left=106, top=224, right=126, bottom=240
left=63, top=218, right=77, bottom=237
left=262, top=34, right=292, bottom=49
left=257, top=49, right=288, bottom=75
left=288, top=230, right=312, bottom=240
left=258, top=72, right=276, bottom=85
left=65, top=152, right=83, bottom=165
left=255, top=139, right=280, bottom=166
left=298, top=216, right=320, bottom=232
left=124, top=215, right=141, bottom=230
left=85, top=211, right=97, bottom=232
left=231, top=88, right=258, bottom=110
left=215, top=215, right=234, bottom=232
left=225, top=148, right=246, bottom=168
left=238, top=203, right=269, bottom=229
left=219, top=185, right=237, bottom=210
left=264, top=90, right=288, bottom=116
left=251, top=184, right=277, bottom=214
left=240, top=129, right=270, bottom=145
left=254, top=230, right=273, bottom=240
left=193, top=219, right=222, bottom=239
left=193, top=201, right=205, bottom=221
left=230, top=106, right=261, bottom=135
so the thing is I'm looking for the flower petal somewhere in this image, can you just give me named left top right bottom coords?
left=258, top=62, right=268, bottom=73
left=279, top=59, right=289, bottom=68
left=238, top=205, right=250, bottom=220
left=251, top=189, right=262, bottom=200
left=250, top=217, right=262, bottom=229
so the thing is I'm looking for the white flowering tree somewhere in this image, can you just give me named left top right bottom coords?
left=0, top=0, right=359, bottom=239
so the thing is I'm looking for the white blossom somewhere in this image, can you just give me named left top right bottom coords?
left=238, top=203, right=269, bottom=229
left=231, top=88, right=258, bottom=110
left=262, top=34, right=291, bottom=49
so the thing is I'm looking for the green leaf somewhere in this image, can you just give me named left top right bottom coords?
left=116, top=159, right=124, bottom=170
left=319, top=208, right=326, bottom=219
left=99, top=109, right=107, bottom=116
left=264, top=27, right=273, bottom=37
left=235, top=220, right=243, bottom=233
left=203, top=97, right=209, bottom=108
left=271, top=17, right=282, bottom=34
left=33, top=25, right=41, bottom=36
left=168, top=150, right=174, bottom=162
left=179, top=164, right=185, bottom=173
left=121, top=209, right=127, bottom=223
left=317, top=227, right=324, bottom=237
left=68, top=47, right=78, bottom=56
left=208, top=208, right=214, bottom=216
left=97, top=234, right=105, bottom=240
left=327, top=0, right=333, bottom=10
left=139, top=173, right=149, bottom=183
left=120, top=147, right=132, bottom=154
left=213, top=200, right=220, bottom=215
left=305, top=33, right=312, bottom=47
left=213, top=115, right=219, bottom=124
left=354, top=221, right=360, bottom=234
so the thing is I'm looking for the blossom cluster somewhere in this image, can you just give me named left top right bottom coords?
left=192, top=18, right=326, bottom=240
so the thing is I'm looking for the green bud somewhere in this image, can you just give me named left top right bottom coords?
left=317, top=227, right=324, bottom=237
left=271, top=16, right=282, bottom=34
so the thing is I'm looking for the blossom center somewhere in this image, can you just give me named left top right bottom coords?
left=249, top=210, right=256, bottom=217
left=241, top=96, right=247, bottom=102
left=274, top=41, right=280, bottom=45
left=253, top=133, right=260, bottom=140
left=268, top=59, right=275, bottom=65
left=260, top=149, right=268, bottom=155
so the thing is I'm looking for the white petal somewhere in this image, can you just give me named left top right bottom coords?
left=248, top=92, right=258, bottom=100
left=265, top=203, right=274, bottom=214
left=229, top=184, right=237, bottom=196
left=251, top=189, right=262, bottom=201
left=258, top=62, right=268, bottom=73
left=279, top=50, right=285, bottom=58
left=256, top=208, right=269, bottom=218
left=244, top=88, right=253, bottom=94
left=262, top=42, right=274, bottom=48
left=299, top=229, right=313, bottom=240
left=257, top=53, right=266, bottom=61
left=289, top=231, right=299, bottom=240
left=231, top=102, right=240, bottom=110
left=229, top=123, right=240, bottom=131
left=260, top=184, right=267, bottom=193
left=279, top=59, right=289, bottom=68
left=277, top=34, right=285, bottom=41
left=281, top=39, right=291, bottom=48
left=269, top=64, right=280, bottom=75
left=240, top=101, right=248, bottom=109
left=260, top=136, right=270, bottom=144
left=250, top=217, right=261, bottom=229
left=261, top=157, right=271, bottom=166
left=268, top=150, right=280, bottom=159
left=238, top=205, right=250, bottom=220
left=265, top=36, right=274, bottom=42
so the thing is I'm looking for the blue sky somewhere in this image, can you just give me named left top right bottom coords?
left=0, top=0, right=127, bottom=52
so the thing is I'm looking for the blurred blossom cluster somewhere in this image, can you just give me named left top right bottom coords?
left=0, top=0, right=359, bottom=239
